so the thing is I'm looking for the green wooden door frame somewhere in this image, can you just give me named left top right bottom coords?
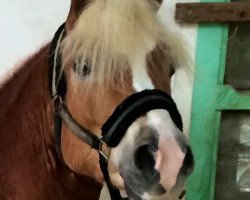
left=186, top=0, right=250, bottom=200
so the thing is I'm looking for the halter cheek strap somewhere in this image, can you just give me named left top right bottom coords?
left=49, top=23, right=125, bottom=199
left=49, top=23, right=185, bottom=200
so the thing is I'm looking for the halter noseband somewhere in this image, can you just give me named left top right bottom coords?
left=49, top=23, right=185, bottom=200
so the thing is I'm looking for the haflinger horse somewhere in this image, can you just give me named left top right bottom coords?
left=0, top=0, right=194, bottom=200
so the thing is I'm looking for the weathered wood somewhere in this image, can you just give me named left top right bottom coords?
left=175, top=2, right=250, bottom=23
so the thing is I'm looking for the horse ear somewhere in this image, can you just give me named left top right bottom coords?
left=66, top=0, right=89, bottom=30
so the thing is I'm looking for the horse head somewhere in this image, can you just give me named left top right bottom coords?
left=54, top=0, right=194, bottom=199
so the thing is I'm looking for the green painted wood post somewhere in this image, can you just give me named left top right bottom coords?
left=183, top=0, right=250, bottom=199
left=186, top=21, right=229, bottom=200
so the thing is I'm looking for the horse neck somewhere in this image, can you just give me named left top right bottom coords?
left=0, top=45, right=102, bottom=199
left=0, top=45, right=53, bottom=155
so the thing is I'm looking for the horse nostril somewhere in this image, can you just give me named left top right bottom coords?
left=181, top=146, right=194, bottom=176
left=134, top=145, right=159, bottom=180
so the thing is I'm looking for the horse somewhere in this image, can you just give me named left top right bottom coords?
left=0, top=0, right=194, bottom=199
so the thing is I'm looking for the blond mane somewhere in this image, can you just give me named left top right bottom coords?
left=61, top=0, right=190, bottom=85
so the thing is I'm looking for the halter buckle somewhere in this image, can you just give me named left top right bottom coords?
left=98, top=137, right=111, bottom=161
left=178, top=190, right=186, bottom=200
left=53, top=95, right=63, bottom=104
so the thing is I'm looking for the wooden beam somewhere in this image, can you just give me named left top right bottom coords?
left=175, top=2, right=250, bottom=24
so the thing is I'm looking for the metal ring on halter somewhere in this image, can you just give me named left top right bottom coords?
left=53, top=96, right=63, bottom=113
left=53, top=95, right=63, bottom=104
left=98, top=137, right=111, bottom=161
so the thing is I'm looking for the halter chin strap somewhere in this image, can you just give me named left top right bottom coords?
left=49, top=23, right=185, bottom=200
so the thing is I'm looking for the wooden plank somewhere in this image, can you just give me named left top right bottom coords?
left=175, top=2, right=250, bottom=23
left=217, top=85, right=250, bottom=110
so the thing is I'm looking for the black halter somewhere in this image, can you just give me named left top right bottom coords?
left=49, top=23, right=185, bottom=200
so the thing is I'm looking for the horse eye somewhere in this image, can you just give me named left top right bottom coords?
left=73, top=59, right=91, bottom=76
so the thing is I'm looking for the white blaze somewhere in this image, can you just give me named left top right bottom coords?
left=130, top=45, right=185, bottom=193
left=130, top=40, right=155, bottom=92
left=130, top=56, right=154, bottom=92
